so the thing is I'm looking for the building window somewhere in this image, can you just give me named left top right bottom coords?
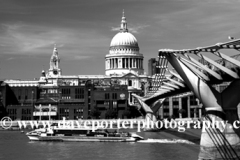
left=62, top=88, right=71, bottom=99
left=190, top=96, right=198, bottom=105
left=0, top=91, right=2, bottom=103
left=128, top=80, right=132, bottom=86
left=25, top=89, right=28, bottom=100
left=105, top=93, right=110, bottom=99
left=112, top=93, right=117, bottom=100
left=118, top=100, right=125, bottom=104
left=88, top=89, right=91, bottom=96
left=75, top=88, right=84, bottom=99
left=59, top=108, right=69, bottom=120
left=18, top=89, right=22, bottom=100
left=113, top=101, right=117, bottom=109
left=74, top=109, right=83, bottom=114
left=32, top=89, right=35, bottom=99
left=123, top=58, right=125, bottom=68
left=21, top=109, right=31, bottom=120
left=74, top=108, right=83, bottom=120
left=7, top=109, right=17, bottom=120
left=104, top=101, right=110, bottom=109
left=130, top=93, right=133, bottom=103
left=48, top=89, right=58, bottom=94
left=163, top=100, right=169, bottom=106
left=173, top=98, right=179, bottom=106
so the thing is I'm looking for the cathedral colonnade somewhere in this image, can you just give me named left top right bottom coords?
left=106, top=57, right=143, bottom=69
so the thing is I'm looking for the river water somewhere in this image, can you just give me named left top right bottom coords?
left=0, top=130, right=200, bottom=160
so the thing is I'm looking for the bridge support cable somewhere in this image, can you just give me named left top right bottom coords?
left=204, top=124, right=229, bottom=159
left=181, top=53, right=223, bottom=80
left=206, top=115, right=240, bottom=159
left=205, top=115, right=240, bottom=159
left=179, top=57, right=210, bottom=81
left=196, top=53, right=239, bottom=79
left=204, top=117, right=234, bottom=159
left=212, top=51, right=240, bottom=68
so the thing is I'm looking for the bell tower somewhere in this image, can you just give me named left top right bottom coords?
left=48, top=44, right=61, bottom=77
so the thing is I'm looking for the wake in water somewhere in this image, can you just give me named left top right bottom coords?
left=138, top=139, right=195, bottom=144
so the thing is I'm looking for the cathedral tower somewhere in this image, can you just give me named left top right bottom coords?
left=48, top=45, right=61, bottom=77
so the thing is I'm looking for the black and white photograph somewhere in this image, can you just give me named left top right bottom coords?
left=1, top=0, right=240, bottom=159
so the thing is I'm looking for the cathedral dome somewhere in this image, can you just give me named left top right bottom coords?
left=110, top=32, right=138, bottom=47
left=105, top=11, right=144, bottom=76
left=109, top=10, right=139, bottom=50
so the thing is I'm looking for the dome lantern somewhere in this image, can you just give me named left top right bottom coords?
left=120, top=9, right=128, bottom=32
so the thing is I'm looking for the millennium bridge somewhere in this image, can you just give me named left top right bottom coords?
left=133, top=38, right=240, bottom=160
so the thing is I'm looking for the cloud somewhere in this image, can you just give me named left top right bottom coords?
left=150, top=1, right=240, bottom=49
left=111, top=27, right=120, bottom=31
left=1, top=23, right=59, bottom=53
left=73, top=55, right=91, bottom=60
left=200, top=0, right=240, bottom=3
left=0, top=22, right=110, bottom=60
left=111, top=24, right=149, bottom=34
left=128, top=25, right=150, bottom=33
left=6, top=57, right=15, bottom=61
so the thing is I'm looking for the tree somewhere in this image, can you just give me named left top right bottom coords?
left=0, top=106, right=7, bottom=119
left=129, top=106, right=142, bottom=118
left=122, top=109, right=131, bottom=119
left=178, top=109, right=186, bottom=114
left=178, top=108, right=186, bottom=118
left=171, top=114, right=176, bottom=120
left=89, top=107, right=101, bottom=119
left=105, top=109, right=118, bottom=119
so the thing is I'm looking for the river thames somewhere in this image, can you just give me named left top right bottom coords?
left=0, top=129, right=201, bottom=160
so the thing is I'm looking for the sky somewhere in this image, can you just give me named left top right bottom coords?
left=1, top=0, right=240, bottom=80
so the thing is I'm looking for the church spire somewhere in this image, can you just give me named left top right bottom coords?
left=53, top=44, right=58, bottom=55
left=49, top=44, right=61, bottom=77
left=120, top=9, right=128, bottom=32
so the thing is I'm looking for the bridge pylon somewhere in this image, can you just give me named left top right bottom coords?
left=160, top=50, right=240, bottom=159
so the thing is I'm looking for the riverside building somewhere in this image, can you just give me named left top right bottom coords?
left=0, top=12, right=149, bottom=120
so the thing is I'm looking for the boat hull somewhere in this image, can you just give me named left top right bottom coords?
left=27, top=135, right=138, bottom=142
